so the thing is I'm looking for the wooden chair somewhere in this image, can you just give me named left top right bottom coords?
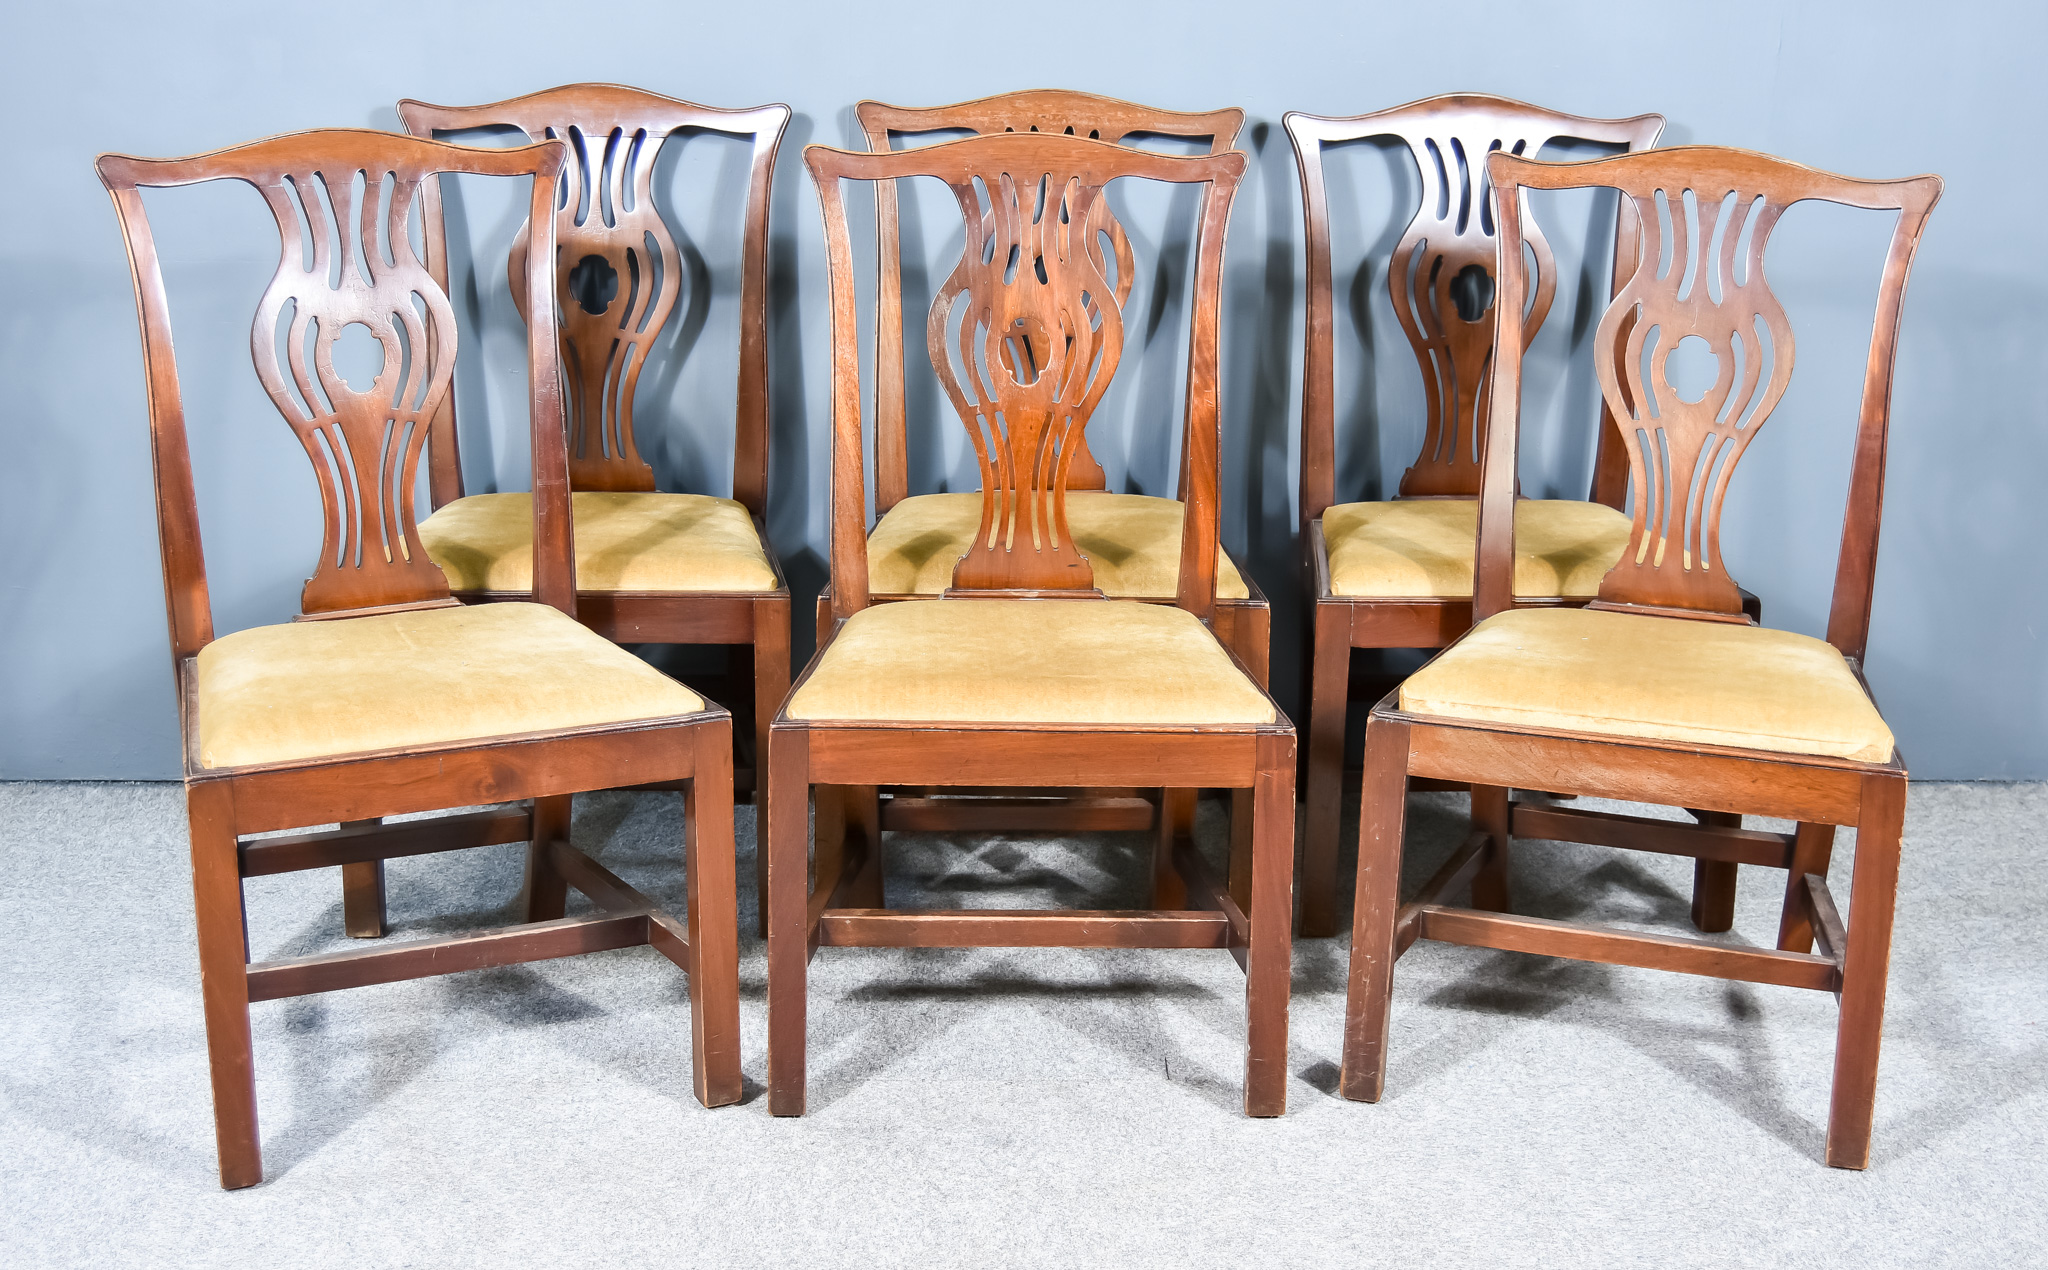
left=1340, top=144, right=1940, bottom=1168
left=1286, top=95, right=1667, bottom=936
left=834, top=90, right=1269, bottom=844
left=97, top=128, right=742, bottom=1189
left=770, top=132, right=1295, bottom=1116
left=396, top=84, right=790, bottom=929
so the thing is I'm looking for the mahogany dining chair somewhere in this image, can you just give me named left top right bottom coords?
left=1285, top=94, right=1674, bottom=937
left=97, top=128, right=742, bottom=1188
left=769, top=131, right=1295, bottom=1116
left=1340, top=144, right=1940, bottom=1168
left=396, top=84, right=789, bottom=930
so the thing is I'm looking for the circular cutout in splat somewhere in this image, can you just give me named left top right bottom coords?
left=998, top=316, right=1049, bottom=386
left=1448, top=263, right=1495, bottom=323
left=1664, top=335, right=1720, bottom=405
left=567, top=253, right=620, bottom=316
left=331, top=322, right=384, bottom=393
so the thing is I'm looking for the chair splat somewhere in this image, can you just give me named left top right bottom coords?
left=930, top=167, right=1124, bottom=592
left=250, top=164, right=459, bottom=614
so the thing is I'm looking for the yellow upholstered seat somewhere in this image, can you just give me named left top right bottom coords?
left=1398, top=607, right=1895, bottom=762
left=865, top=492, right=1251, bottom=600
left=786, top=599, right=1275, bottom=725
left=1322, top=498, right=1633, bottom=598
left=419, top=492, right=779, bottom=593
left=195, top=602, right=704, bottom=769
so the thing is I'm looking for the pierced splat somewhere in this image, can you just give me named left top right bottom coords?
left=1286, top=96, right=1665, bottom=518
left=1386, top=123, right=1555, bottom=496
left=250, top=166, right=458, bottom=615
left=500, top=121, right=677, bottom=491
left=400, top=87, right=791, bottom=506
left=930, top=169, right=1123, bottom=592
left=1587, top=182, right=1794, bottom=617
left=858, top=92, right=1244, bottom=511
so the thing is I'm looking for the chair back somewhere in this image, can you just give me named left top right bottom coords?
left=1480, top=145, right=1941, bottom=658
left=857, top=90, right=1243, bottom=509
left=807, top=132, right=1245, bottom=619
left=96, top=129, right=571, bottom=657
left=1286, top=94, right=1664, bottom=521
left=399, top=84, right=789, bottom=511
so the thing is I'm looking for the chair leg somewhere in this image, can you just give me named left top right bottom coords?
left=811, top=784, right=882, bottom=909
left=844, top=785, right=884, bottom=909
left=685, top=722, right=743, bottom=1108
left=1227, top=785, right=1254, bottom=914
left=752, top=596, right=791, bottom=936
left=1340, top=716, right=1411, bottom=1102
left=1152, top=788, right=1196, bottom=909
left=1826, top=774, right=1906, bottom=1169
left=340, top=818, right=385, bottom=938
left=1300, top=600, right=1351, bottom=937
left=1243, top=734, right=1295, bottom=1116
left=765, top=729, right=810, bottom=1116
left=1777, top=823, right=1838, bottom=951
left=1470, top=785, right=1511, bottom=912
left=187, top=781, right=261, bottom=1189
left=730, top=642, right=758, bottom=791
left=1688, top=809, right=1740, bottom=933
left=523, top=796, right=572, bottom=923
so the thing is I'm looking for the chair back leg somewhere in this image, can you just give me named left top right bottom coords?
left=340, top=821, right=387, bottom=938
left=1470, top=785, right=1512, bottom=912
left=1688, top=809, right=1742, bottom=933
left=1227, top=786, right=1255, bottom=912
left=1300, top=600, right=1352, bottom=937
left=522, top=796, right=574, bottom=922
left=1152, top=788, right=1198, bottom=909
left=1777, top=823, right=1838, bottom=951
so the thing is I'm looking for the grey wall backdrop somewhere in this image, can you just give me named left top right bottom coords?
left=3, top=0, right=2039, bottom=780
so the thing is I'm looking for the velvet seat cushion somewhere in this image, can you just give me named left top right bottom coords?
left=786, top=599, right=1275, bottom=725
left=1399, top=607, right=1895, bottom=762
left=195, top=602, right=705, bottom=769
left=419, top=492, right=779, bottom=593
left=865, top=492, right=1251, bottom=600
left=1321, top=498, right=1633, bottom=598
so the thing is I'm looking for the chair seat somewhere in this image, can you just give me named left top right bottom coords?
left=195, top=602, right=705, bottom=769
left=865, top=492, right=1252, bottom=600
left=1398, top=607, right=1895, bottom=762
left=786, top=599, right=1275, bottom=725
left=419, top=492, right=780, bottom=593
left=1322, top=498, right=1633, bottom=599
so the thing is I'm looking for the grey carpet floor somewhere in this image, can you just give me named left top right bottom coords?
left=1, top=780, right=2042, bottom=1268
